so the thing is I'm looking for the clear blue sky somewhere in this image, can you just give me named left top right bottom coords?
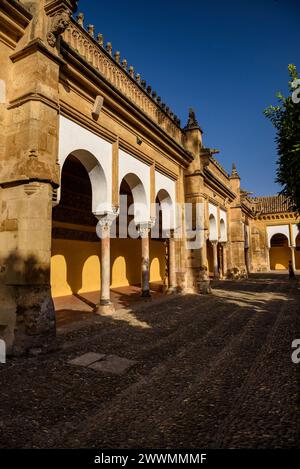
left=79, top=0, right=299, bottom=196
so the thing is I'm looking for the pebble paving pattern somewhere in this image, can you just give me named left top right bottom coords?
left=0, top=274, right=299, bottom=448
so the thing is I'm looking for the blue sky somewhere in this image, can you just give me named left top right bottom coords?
left=79, top=0, right=299, bottom=196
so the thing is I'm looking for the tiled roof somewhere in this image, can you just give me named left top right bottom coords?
left=250, top=195, right=292, bottom=214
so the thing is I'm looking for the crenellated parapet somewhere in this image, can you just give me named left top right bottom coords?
left=61, top=13, right=183, bottom=145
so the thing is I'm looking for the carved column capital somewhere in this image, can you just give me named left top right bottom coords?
left=138, top=220, right=154, bottom=238
left=95, top=212, right=118, bottom=238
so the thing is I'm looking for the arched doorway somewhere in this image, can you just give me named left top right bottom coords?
left=51, top=153, right=101, bottom=300
left=111, top=177, right=141, bottom=288
left=269, top=233, right=291, bottom=270
left=111, top=172, right=150, bottom=294
left=150, top=189, right=174, bottom=290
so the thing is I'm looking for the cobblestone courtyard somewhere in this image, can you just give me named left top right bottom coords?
left=1, top=274, right=300, bottom=449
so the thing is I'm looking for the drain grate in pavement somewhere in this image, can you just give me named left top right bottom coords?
left=68, top=353, right=136, bottom=375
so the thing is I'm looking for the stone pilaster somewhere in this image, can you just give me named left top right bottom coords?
left=0, top=183, right=56, bottom=355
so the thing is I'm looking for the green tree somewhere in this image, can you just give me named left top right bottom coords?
left=264, top=64, right=300, bottom=214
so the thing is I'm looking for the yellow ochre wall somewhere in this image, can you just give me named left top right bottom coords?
left=269, top=246, right=291, bottom=270
left=295, top=249, right=300, bottom=270
left=51, top=238, right=166, bottom=298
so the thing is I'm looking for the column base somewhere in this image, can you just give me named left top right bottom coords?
left=141, top=289, right=151, bottom=299
left=166, top=286, right=177, bottom=295
left=94, top=301, right=115, bottom=315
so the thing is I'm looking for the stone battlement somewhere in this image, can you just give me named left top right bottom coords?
left=62, top=13, right=183, bottom=146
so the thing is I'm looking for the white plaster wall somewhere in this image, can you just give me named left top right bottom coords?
left=58, top=116, right=112, bottom=212
left=292, top=224, right=300, bottom=246
left=219, top=208, right=228, bottom=242
left=267, top=225, right=290, bottom=247
left=155, top=171, right=176, bottom=229
left=119, top=149, right=151, bottom=222
left=208, top=203, right=218, bottom=241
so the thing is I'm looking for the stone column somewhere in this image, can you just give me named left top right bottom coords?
left=95, top=214, right=116, bottom=314
left=167, top=230, right=177, bottom=293
left=291, top=246, right=296, bottom=271
left=266, top=246, right=271, bottom=271
left=139, top=223, right=151, bottom=297
left=212, top=241, right=219, bottom=278
left=218, top=244, right=224, bottom=278
left=221, top=243, right=228, bottom=277
left=200, top=229, right=208, bottom=270
left=245, top=247, right=250, bottom=273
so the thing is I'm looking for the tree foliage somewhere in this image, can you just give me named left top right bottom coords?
left=264, top=64, right=300, bottom=214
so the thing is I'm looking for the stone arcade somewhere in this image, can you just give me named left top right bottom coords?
left=0, top=0, right=299, bottom=354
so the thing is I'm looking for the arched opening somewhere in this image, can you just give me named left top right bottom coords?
left=209, top=214, right=217, bottom=241
left=269, top=233, right=290, bottom=270
left=219, top=219, right=226, bottom=242
left=111, top=177, right=141, bottom=288
left=120, top=172, right=148, bottom=224
left=51, top=152, right=102, bottom=309
left=156, top=189, right=174, bottom=235
left=295, top=233, right=300, bottom=270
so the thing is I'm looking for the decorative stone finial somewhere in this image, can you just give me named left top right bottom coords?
left=97, top=33, right=103, bottom=46
left=147, top=85, right=152, bottom=94
left=122, top=58, right=127, bottom=70
left=184, top=108, right=201, bottom=131
left=152, top=90, right=157, bottom=100
left=77, top=12, right=84, bottom=27
left=106, top=42, right=112, bottom=55
left=157, top=96, right=161, bottom=104
left=129, top=65, right=134, bottom=78
left=114, top=51, right=120, bottom=63
left=141, top=80, right=146, bottom=89
left=230, top=163, right=240, bottom=178
left=161, top=103, right=166, bottom=110
left=135, top=73, right=141, bottom=84
left=88, top=24, right=94, bottom=37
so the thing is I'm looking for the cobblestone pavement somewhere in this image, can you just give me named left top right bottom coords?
left=1, top=274, right=300, bottom=448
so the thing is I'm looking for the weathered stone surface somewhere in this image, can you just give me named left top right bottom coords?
left=69, top=352, right=105, bottom=367
left=0, top=275, right=299, bottom=448
left=88, top=355, right=137, bottom=375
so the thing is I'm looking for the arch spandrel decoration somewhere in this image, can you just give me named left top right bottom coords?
left=120, top=172, right=148, bottom=224
left=219, top=218, right=226, bottom=242
left=119, top=149, right=151, bottom=222
left=58, top=116, right=113, bottom=213
left=292, top=224, right=300, bottom=246
left=156, top=188, right=174, bottom=233
left=155, top=171, right=176, bottom=230
left=209, top=214, right=217, bottom=241
left=267, top=225, right=290, bottom=247
left=219, top=208, right=228, bottom=242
